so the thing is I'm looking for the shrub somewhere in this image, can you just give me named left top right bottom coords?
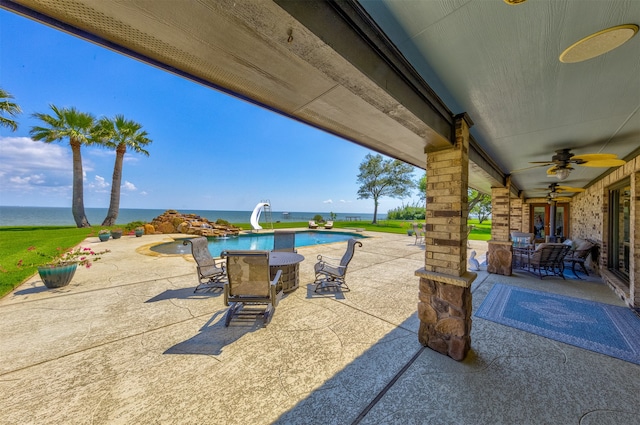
left=387, top=202, right=425, bottom=220
left=125, top=221, right=146, bottom=231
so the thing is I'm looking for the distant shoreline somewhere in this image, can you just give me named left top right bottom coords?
left=0, top=206, right=383, bottom=227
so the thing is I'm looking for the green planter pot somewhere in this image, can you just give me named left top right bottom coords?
left=111, top=231, right=123, bottom=239
left=38, top=264, right=78, bottom=289
left=99, top=233, right=111, bottom=242
left=135, top=229, right=144, bottom=237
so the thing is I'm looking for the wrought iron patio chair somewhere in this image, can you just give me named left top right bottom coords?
left=308, top=220, right=319, bottom=229
left=183, top=237, right=226, bottom=292
left=314, top=238, right=362, bottom=292
left=221, top=250, right=282, bottom=326
left=273, top=230, right=296, bottom=252
left=564, top=239, right=597, bottom=278
left=323, top=221, right=334, bottom=229
left=523, top=243, right=572, bottom=279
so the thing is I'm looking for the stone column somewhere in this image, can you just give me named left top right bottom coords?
left=415, top=113, right=476, bottom=361
left=487, top=185, right=512, bottom=275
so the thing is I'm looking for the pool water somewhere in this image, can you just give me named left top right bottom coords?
left=150, top=230, right=365, bottom=257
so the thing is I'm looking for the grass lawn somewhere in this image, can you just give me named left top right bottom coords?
left=0, top=219, right=491, bottom=299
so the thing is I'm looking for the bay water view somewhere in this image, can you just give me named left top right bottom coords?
left=0, top=206, right=383, bottom=227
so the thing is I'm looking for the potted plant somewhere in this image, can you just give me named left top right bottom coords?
left=98, top=229, right=111, bottom=242
left=111, top=228, right=123, bottom=239
left=28, top=246, right=110, bottom=289
left=134, top=226, right=145, bottom=237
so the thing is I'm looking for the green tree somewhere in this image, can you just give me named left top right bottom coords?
left=357, top=153, right=415, bottom=224
left=469, top=189, right=492, bottom=223
left=468, top=188, right=489, bottom=211
left=95, top=115, right=152, bottom=226
left=0, top=88, right=22, bottom=131
left=417, top=173, right=427, bottom=202
left=30, top=105, right=96, bottom=228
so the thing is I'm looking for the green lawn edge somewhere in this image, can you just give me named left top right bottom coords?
left=0, top=219, right=491, bottom=299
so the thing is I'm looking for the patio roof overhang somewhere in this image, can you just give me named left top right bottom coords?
left=2, top=0, right=638, bottom=199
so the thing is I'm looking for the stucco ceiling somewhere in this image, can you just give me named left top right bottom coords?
left=2, top=0, right=639, bottom=199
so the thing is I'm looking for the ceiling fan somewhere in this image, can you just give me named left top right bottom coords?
left=524, top=149, right=626, bottom=180
left=532, top=183, right=586, bottom=194
left=531, top=183, right=585, bottom=202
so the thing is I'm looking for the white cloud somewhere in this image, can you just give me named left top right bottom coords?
left=340, top=199, right=352, bottom=203
left=9, top=174, right=45, bottom=185
left=0, top=136, right=70, bottom=174
left=122, top=181, right=137, bottom=191
left=95, top=175, right=110, bottom=188
left=85, top=175, right=110, bottom=193
left=0, top=137, right=74, bottom=195
left=139, top=191, right=148, bottom=196
left=323, top=199, right=333, bottom=204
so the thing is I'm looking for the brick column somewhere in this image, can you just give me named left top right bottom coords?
left=631, top=171, right=639, bottom=308
left=510, top=197, right=523, bottom=234
left=416, top=113, right=476, bottom=361
left=487, top=186, right=513, bottom=275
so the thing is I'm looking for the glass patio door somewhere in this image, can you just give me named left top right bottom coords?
left=530, top=203, right=569, bottom=242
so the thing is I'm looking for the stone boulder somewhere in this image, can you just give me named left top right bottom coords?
left=149, top=210, right=241, bottom=236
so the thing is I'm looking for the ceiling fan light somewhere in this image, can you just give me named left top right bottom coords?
left=554, top=168, right=571, bottom=180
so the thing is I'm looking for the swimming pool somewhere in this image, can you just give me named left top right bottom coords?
left=150, top=230, right=366, bottom=257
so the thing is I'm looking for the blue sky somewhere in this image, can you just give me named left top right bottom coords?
left=0, top=10, right=423, bottom=214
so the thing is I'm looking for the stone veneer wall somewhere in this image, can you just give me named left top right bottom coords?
left=417, top=276, right=472, bottom=361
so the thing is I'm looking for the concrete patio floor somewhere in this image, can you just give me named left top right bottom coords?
left=1, top=231, right=638, bottom=424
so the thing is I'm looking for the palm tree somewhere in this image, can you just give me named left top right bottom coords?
left=30, top=105, right=96, bottom=228
left=0, top=88, right=22, bottom=131
left=96, top=115, right=151, bottom=226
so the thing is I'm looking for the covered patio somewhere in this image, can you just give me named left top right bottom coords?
left=1, top=0, right=639, bottom=421
left=0, top=232, right=637, bottom=424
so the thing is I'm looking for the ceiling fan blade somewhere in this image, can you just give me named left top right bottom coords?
left=528, top=161, right=555, bottom=165
left=571, top=153, right=619, bottom=162
left=578, top=158, right=626, bottom=167
left=556, top=185, right=585, bottom=192
left=546, top=166, right=558, bottom=175
left=554, top=197, right=573, bottom=202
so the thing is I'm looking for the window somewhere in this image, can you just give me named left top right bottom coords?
left=608, top=179, right=630, bottom=282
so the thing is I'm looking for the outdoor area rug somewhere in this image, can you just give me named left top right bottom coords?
left=475, top=284, right=640, bottom=365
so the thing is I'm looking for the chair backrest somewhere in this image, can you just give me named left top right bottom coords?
left=573, top=240, right=597, bottom=259
left=184, top=237, right=219, bottom=274
left=531, top=243, right=569, bottom=265
left=223, top=250, right=271, bottom=297
left=273, top=230, right=296, bottom=252
left=340, top=239, right=363, bottom=268
left=511, top=232, right=534, bottom=247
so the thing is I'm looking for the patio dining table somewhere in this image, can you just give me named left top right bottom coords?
left=269, top=251, right=304, bottom=293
